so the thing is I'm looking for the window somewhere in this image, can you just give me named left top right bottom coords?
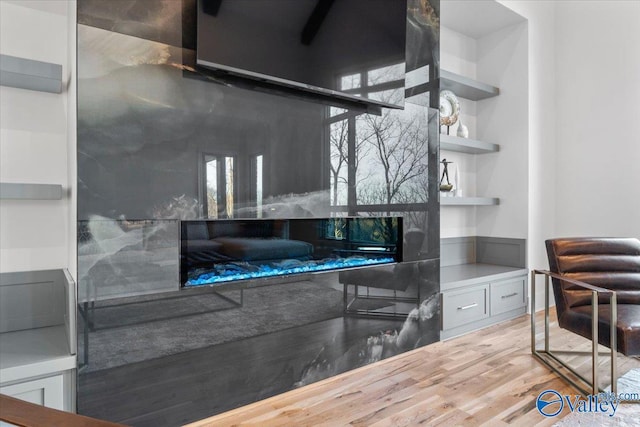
left=203, top=153, right=264, bottom=219
left=254, top=154, right=263, bottom=218
left=325, top=217, right=399, bottom=245
left=328, top=62, right=429, bottom=215
left=205, top=156, right=218, bottom=218
left=203, top=154, right=236, bottom=218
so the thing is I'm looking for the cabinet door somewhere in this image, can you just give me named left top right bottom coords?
left=0, top=374, right=64, bottom=410
left=490, top=277, right=527, bottom=316
left=442, top=285, right=489, bottom=330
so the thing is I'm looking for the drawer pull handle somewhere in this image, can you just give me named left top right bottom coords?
left=501, top=292, right=518, bottom=299
left=458, top=303, right=478, bottom=311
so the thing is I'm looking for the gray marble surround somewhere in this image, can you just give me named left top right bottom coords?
left=76, top=0, right=441, bottom=423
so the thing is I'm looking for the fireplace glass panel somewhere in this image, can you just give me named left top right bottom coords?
left=180, top=217, right=402, bottom=286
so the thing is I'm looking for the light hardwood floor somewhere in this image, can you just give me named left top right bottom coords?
left=187, top=310, right=635, bottom=427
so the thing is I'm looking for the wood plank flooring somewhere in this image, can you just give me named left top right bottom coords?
left=187, top=310, right=638, bottom=427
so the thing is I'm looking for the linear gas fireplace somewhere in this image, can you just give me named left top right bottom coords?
left=180, top=217, right=402, bottom=287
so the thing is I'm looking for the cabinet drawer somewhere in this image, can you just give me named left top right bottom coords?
left=0, top=374, right=64, bottom=410
left=491, top=277, right=526, bottom=316
left=442, top=285, right=488, bottom=330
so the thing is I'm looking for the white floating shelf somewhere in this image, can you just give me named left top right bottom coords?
left=441, top=197, right=499, bottom=206
left=440, top=134, right=499, bottom=154
left=0, top=183, right=63, bottom=200
left=0, top=54, right=62, bottom=94
left=440, top=70, right=498, bottom=101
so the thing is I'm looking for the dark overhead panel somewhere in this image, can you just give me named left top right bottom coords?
left=301, top=0, right=335, bottom=45
left=197, top=0, right=408, bottom=110
left=202, top=0, right=223, bottom=16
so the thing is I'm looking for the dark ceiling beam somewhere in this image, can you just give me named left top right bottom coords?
left=202, top=0, right=223, bottom=16
left=301, top=0, right=335, bottom=46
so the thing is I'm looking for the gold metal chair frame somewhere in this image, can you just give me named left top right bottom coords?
left=530, top=269, right=617, bottom=396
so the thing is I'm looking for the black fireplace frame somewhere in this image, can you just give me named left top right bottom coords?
left=179, top=217, right=403, bottom=287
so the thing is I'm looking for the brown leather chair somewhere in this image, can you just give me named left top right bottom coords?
left=532, top=237, right=640, bottom=395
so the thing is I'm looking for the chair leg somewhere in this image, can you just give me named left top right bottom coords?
left=591, top=291, right=598, bottom=395
left=545, top=274, right=550, bottom=353
left=531, top=270, right=619, bottom=397
left=343, top=283, right=349, bottom=314
left=611, top=293, right=618, bottom=394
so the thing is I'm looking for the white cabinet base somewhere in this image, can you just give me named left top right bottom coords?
left=1, top=374, right=64, bottom=410
left=440, top=266, right=528, bottom=340
left=441, top=306, right=526, bottom=340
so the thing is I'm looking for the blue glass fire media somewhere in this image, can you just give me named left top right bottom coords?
left=187, top=256, right=395, bottom=286
left=180, top=217, right=402, bottom=286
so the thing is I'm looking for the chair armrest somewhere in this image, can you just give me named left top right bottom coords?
left=532, top=269, right=616, bottom=295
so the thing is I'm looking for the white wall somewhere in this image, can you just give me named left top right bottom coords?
left=502, top=0, right=640, bottom=258
left=498, top=0, right=557, bottom=311
left=0, top=0, right=75, bottom=274
left=475, top=21, right=528, bottom=239
left=501, top=0, right=640, bottom=310
left=497, top=0, right=556, bottom=250
left=554, top=1, right=640, bottom=239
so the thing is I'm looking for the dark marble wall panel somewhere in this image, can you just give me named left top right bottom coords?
left=77, top=28, right=325, bottom=220
left=77, top=0, right=440, bottom=424
left=78, top=0, right=196, bottom=49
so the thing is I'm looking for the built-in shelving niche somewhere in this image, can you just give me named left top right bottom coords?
left=440, top=70, right=500, bottom=205
left=439, top=0, right=530, bottom=340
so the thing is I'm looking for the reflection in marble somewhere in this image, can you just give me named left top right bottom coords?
left=78, top=26, right=325, bottom=221
left=407, top=0, right=440, bottom=109
left=296, top=284, right=439, bottom=387
left=298, top=258, right=440, bottom=388
left=77, top=0, right=196, bottom=49
left=238, top=190, right=333, bottom=218
left=78, top=217, right=179, bottom=301
left=196, top=0, right=407, bottom=109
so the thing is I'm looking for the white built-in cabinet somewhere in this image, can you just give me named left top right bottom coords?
left=439, top=0, right=529, bottom=339
left=0, top=1, right=76, bottom=416
left=0, top=270, right=77, bottom=412
left=1, top=372, right=70, bottom=410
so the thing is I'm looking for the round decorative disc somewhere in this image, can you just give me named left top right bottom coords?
left=439, top=90, right=460, bottom=127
